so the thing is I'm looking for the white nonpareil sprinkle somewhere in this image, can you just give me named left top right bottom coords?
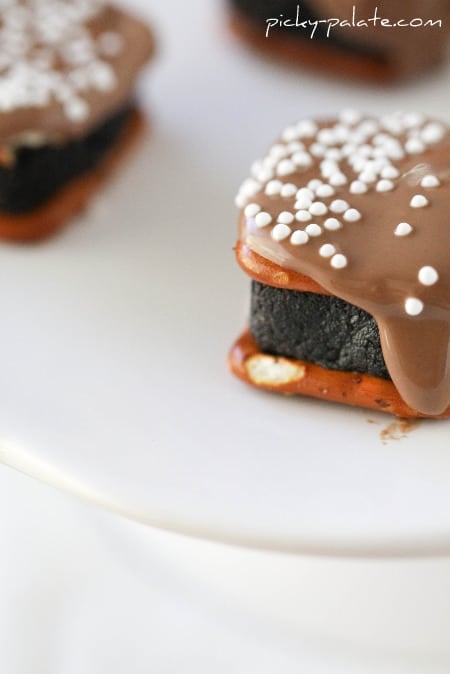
left=0, top=0, right=122, bottom=123
left=343, top=208, right=361, bottom=222
left=239, top=178, right=261, bottom=198
left=263, top=157, right=278, bottom=170
left=319, top=243, right=336, bottom=258
left=265, top=180, right=283, bottom=196
left=376, top=179, right=394, bottom=192
left=358, top=119, right=379, bottom=137
left=359, top=171, right=377, bottom=184
left=341, top=143, right=356, bottom=157
left=297, top=187, right=315, bottom=200
left=307, top=179, right=322, bottom=191
left=255, top=211, right=272, bottom=228
left=325, top=148, right=342, bottom=161
left=309, top=142, right=326, bottom=157
left=276, top=159, right=296, bottom=176
left=317, top=128, right=336, bottom=145
left=381, top=166, right=400, bottom=179
left=355, top=144, right=372, bottom=159
left=256, top=166, right=274, bottom=182
left=420, top=175, right=440, bottom=188
left=269, top=144, right=289, bottom=161
left=295, top=195, right=312, bottom=210
left=316, top=184, right=335, bottom=198
left=309, top=201, right=328, bottom=216
left=287, top=141, right=305, bottom=153
left=64, top=97, right=89, bottom=122
left=410, top=194, right=429, bottom=208
left=320, top=159, right=338, bottom=178
left=418, top=266, right=439, bottom=286
left=382, top=138, right=405, bottom=160
left=328, top=172, right=347, bottom=186
left=405, top=297, right=424, bottom=316
left=405, top=138, right=425, bottom=154
left=324, top=217, right=342, bottom=231
left=290, top=230, right=309, bottom=245
left=354, top=158, right=373, bottom=172
left=350, top=180, right=368, bottom=194
left=403, top=112, right=424, bottom=127
left=331, top=254, right=348, bottom=269
left=277, top=211, right=294, bottom=225
left=330, top=199, right=349, bottom=214
left=282, top=125, right=299, bottom=142
left=305, top=223, right=322, bottom=237
left=395, top=222, right=413, bottom=237
left=292, top=151, right=312, bottom=168
left=89, top=61, right=116, bottom=91
left=296, top=119, right=317, bottom=137
left=373, top=133, right=390, bottom=146
left=280, top=183, right=298, bottom=197
left=295, top=210, right=312, bottom=222
left=371, top=156, right=390, bottom=169
left=244, top=203, right=261, bottom=217
left=271, top=223, right=291, bottom=241
left=333, top=124, right=350, bottom=143
left=421, top=122, right=446, bottom=144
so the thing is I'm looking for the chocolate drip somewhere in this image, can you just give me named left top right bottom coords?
left=379, top=316, right=450, bottom=416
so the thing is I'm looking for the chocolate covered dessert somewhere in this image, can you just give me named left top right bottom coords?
left=230, top=110, right=450, bottom=418
left=0, top=1, right=154, bottom=241
left=229, top=0, right=450, bottom=82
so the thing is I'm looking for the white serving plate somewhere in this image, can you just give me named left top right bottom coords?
left=0, top=0, right=449, bottom=557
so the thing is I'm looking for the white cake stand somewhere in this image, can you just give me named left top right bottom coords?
left=0, top=0, right=449, bottom=559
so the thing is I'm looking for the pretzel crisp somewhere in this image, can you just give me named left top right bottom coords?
left=229, top=330, right=450, bottom=419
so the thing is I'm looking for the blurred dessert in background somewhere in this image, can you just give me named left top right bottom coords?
left=228, top=0, right=450, bottom=82
left=0, top=1, right=154, bottom=241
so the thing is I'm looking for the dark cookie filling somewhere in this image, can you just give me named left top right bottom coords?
left=230, top=0, right=384, bottom=59
left=0, top=104, right=133, bottom=214
left=250, top=280, right=390, bottom=379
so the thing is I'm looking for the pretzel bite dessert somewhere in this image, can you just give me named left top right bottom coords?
left=0, top=1, right=154, bottom=241
left=230, top=110, right=450, bottom=418
left=229, top=0, right=450, bottom=82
